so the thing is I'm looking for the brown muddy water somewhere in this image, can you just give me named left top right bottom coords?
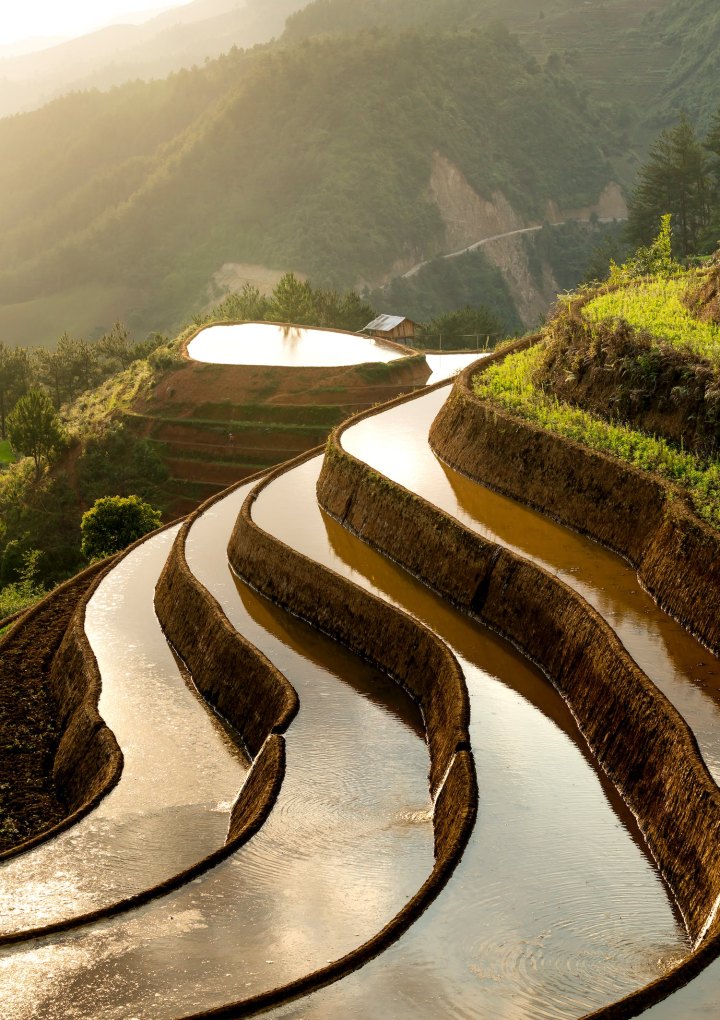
left=0, top=484, right=433, bottom=1019
left=186, top=321, right=405, bottom=367
left=342, top=386, right=720, bottom=783
left=252, top=456, right=687, bottom=1019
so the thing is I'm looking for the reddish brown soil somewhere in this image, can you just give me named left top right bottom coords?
left=135, top=359, right=429, bottom=417
left=133, top=357, right=430, bottom=519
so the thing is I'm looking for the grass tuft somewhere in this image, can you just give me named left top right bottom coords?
left=583, top=277, right=720, bottom=365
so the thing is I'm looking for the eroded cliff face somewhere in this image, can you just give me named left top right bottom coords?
left=544, top=182, right=628, bottom=225
left=425, top=152, right=626, bottom=328
left=428, top=153, right=525, bottom=250
left=481, top=234, right=559, bottom=328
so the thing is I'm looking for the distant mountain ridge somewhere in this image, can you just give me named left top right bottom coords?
left=0, top=19, right=621, bottom=343
left=1, top=0, right=718, bottom=347
left=0, top=0, right=305, bottom=118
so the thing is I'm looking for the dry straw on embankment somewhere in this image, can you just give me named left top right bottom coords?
left=314, top=371, right=720, bottom=1016
left=193, top=448, right=476, bottom=1018
left=154, top=492, right=299, bottom=758
left=434, top=336, right=720, bottom=656
left=0, top=558, right=122, bottom=861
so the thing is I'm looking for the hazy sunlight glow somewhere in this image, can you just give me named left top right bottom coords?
left=0, top=1, right=190, bottom=47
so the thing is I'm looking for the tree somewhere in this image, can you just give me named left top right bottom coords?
left=95, top=322, right=135, bottom=372
left=419, top=305, right=505, bottom=349
left=267, top=273, right=315, bottom=325
left=0, top=344, right=30, bottom=439
left=6, top=389, right=63, bottom=480
left=609, top=213, right=682, bottom=281
left=209, top=284, right=270, bottom=323
left=80, top=494, right=162, bottom=561
left=627, top=116, right=711, bottom=258
left=703, top=108, right=720, bottom=245
left=0, top=549, right=47, bottom=619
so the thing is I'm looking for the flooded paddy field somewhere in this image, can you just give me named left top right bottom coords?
left=3, top=342, right=717, bottom=1018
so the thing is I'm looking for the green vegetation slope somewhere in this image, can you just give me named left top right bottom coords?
left=0, top=22, right=618, bottom=344
left=475, top=246, right=720, bottom=529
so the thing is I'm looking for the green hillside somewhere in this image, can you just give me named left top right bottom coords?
left=0, top=21, right=618, bottom=344
left=643, top=0, right=720, bottom=131
left=4, top=0, right=718, bottom=348
left=0, top=0, right=306, bottom=120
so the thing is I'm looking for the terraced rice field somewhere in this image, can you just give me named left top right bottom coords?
left=2, top=334, right=719, bottom=1018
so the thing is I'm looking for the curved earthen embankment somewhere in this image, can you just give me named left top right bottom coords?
left=0, top=732, right=285, bottom=950
left=317, top=395, right=720, bottom=955
left=198, top=449, right=477, bottom=1015
left=0, top=508, right=291, bottom=947
left=430, top=337, right=720, bottom=656
left=155, top=505, right=299, bottom=757
left=229, top=450, right=470, bottom=800
left=318, top=381, right=720, bottom=1013
left=0, top=558, right=122, bottom=860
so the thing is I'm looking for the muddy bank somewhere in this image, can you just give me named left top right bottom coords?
left=318, top=412, right=720, bottom=949
left=228, top=451, right=470, bottom=799
left=207, top=453, right=477, bottom=1014
left=429, top=340, right=720, bottom=656
left=155, top=503, right=298, bottom=757
left=0, top=560, right=121, bottom=857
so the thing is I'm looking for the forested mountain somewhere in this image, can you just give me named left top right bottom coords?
left=0, top=20, right=620, bottom=345
left=643, top=0, right=720, bottom=132
left=287, top=0, right=720, bottom=141
left=2, top=0, right=720, bottom=349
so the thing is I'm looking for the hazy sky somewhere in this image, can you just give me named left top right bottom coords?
left=0, top=1, right=190, bottom=46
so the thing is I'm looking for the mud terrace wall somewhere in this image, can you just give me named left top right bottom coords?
left=0, top=559, right=123, bottom=858
left=228, top=451, right=470, bottom=799
left=431, top=337, right=720, bottom=656
left=193, top=450, right=478, bottom=1017
left=316, top=383, right=720, bottom=1015
left=154, top=482, right=299, bottom=868
left=0, top=513, right=292, bottom=946
left=155, top=504, right=298, bottom=758
left=318, top=416, right=720, bottom=941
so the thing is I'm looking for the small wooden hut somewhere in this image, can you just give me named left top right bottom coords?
left=363, top=314, right=417, bottom=343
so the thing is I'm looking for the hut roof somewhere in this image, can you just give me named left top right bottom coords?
left=364, top=314, right=410, bottom=333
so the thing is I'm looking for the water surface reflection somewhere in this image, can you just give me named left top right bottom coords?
left=0, top=529, right=248, bottom=932
left=252, top=456, right=686, bottom=1018
left=342, top=386, right=720, bottom=781
left=0, top=484, right=432, bottom=1018
left=187, top=322, right=405, bottom=367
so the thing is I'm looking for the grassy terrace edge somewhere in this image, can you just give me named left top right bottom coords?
left=475, top=341, right=720, bottom=529
left=434, top=328, right=720, bottom=632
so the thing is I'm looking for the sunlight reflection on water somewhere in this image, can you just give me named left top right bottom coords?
left=187, top=322, right=405, bottom=367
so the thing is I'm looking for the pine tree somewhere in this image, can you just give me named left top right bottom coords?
left=627, top=116, right=711, bottom=258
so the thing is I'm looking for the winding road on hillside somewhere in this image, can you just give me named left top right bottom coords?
left=0, top=333, right=718, bottom=1017
left=399, top=216, right=626, bottom=280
